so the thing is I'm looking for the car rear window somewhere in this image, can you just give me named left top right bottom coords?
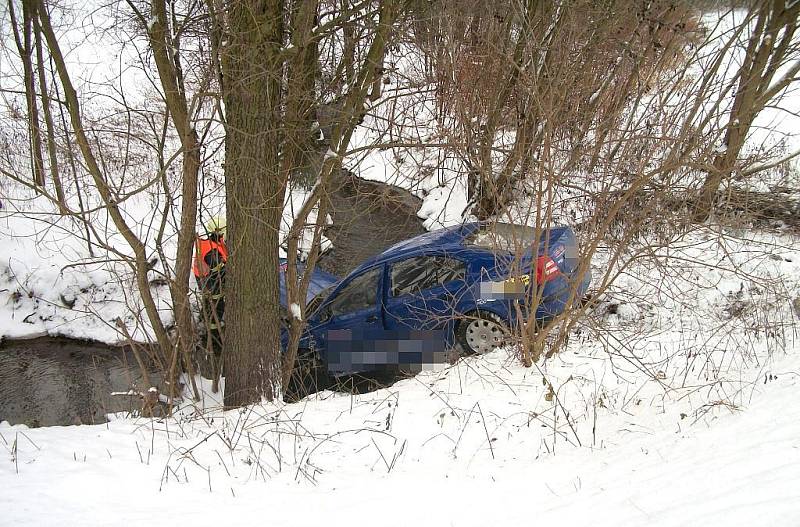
left=466, top=223, right=537, bottom=252
left=391, top=256, right=466, bottom=297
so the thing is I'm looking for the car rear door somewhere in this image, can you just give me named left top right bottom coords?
left=383, top=254, right=468, bottom=332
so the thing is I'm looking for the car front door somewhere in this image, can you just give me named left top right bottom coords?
left=310, top=266, right=384, bottom=373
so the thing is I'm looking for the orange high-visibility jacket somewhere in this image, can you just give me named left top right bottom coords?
left=192, top=237, right=228, bottom=278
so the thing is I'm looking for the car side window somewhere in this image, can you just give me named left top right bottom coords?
left=391, top=256, right=466, bottom=297
left=436, top=255, right=466, bottom=284
left=328, top=267, right=382, bottom=317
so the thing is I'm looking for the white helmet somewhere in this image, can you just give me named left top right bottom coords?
left=206, top=216, right=226, bottom=235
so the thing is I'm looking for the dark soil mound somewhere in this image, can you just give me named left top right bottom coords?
left=317, top=170, right=426, bottom=277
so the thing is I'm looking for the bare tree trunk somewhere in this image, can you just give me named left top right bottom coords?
left=282, top=0, right=401, bottom=388
left=473, top=0, right=534, bottom=220
left=341, top=0, right=357, bottom=90
left=283, top=0, right=320, bottom=188
left=31, top=3, right=66, bottom=213
left=368, top=3, right=386, bottom=103
left=36, top=0, right=175, bottom=373
left=221, top=0, right=285, bottom=406
left=138, top=0, right=202, bottom=401
left=9, top=0, right=45, bottom=187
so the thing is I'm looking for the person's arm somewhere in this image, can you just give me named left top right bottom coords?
left=204, top=248, right=224, bottom=271
left=202, top=248, right=226, bottom=295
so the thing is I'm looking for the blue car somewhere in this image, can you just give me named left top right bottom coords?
left=280, top=222, right=590, bottom=376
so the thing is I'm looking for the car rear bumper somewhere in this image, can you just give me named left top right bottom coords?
left=527, top=269, right=592, bottom=323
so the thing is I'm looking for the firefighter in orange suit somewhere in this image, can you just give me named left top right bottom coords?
left=193, top=216, right=228, bottom=352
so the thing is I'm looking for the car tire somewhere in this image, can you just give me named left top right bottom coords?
left=285, top=348, right=331, bottom=402
left=456, top=310, right=509, bottom=355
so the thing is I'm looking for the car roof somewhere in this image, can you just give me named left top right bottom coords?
left=346, top=222, right=482, bottom=276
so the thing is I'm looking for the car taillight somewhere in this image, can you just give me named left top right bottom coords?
left=535, top=255, right=560, bottom=284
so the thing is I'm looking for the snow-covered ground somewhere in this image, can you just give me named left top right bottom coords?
left=2, top=320, right=798, bottom=526
left=2, top=224, right=799, bottom=525
left=2, top=354, right=799, bottom=526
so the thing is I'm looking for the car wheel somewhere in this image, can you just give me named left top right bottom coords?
left=285, top=348, right=331, bottom=402
left=456, top=311, right=509, bottom=355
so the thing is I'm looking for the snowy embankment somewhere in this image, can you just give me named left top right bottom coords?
left=1, top=349, right=798, bottom=526
left=2, top=227, right=799, bottom=525
left=0, top=193, right=171, bottom=343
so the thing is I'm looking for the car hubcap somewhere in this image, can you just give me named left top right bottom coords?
left=465, top=318, right=507, bottom=354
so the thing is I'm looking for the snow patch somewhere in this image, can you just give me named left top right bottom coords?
left=289, top=302, right=302, bottom=321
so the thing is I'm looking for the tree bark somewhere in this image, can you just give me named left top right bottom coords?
left=221, top=0, right=285, bottom=406
left=282, top=0, right=320, bottom=188
left=31, top=3, right=66, bottom=213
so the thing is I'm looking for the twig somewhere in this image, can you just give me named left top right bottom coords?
left=476, top=403, right=495, bottom=460
left=371, top=437, right=391, bottom=472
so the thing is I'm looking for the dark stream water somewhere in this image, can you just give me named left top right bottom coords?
left=0, top=174, right=425, bottom=427
left=0, top=337, right=153, bottom=427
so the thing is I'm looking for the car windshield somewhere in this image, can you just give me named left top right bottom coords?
left=306, top=285, right=334, bottom=316
left=466, top=223, right=536, bottom=253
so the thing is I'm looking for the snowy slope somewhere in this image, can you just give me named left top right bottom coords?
left=1, top=324, right=797, bottom=526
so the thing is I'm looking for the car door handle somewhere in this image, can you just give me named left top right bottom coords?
left=366, top=315, right=379, bottom=323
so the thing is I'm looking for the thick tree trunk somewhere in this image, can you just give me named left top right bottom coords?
left=145, top=0, right=202, bottom=401
left=221, top=0, right=285, bottom=406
